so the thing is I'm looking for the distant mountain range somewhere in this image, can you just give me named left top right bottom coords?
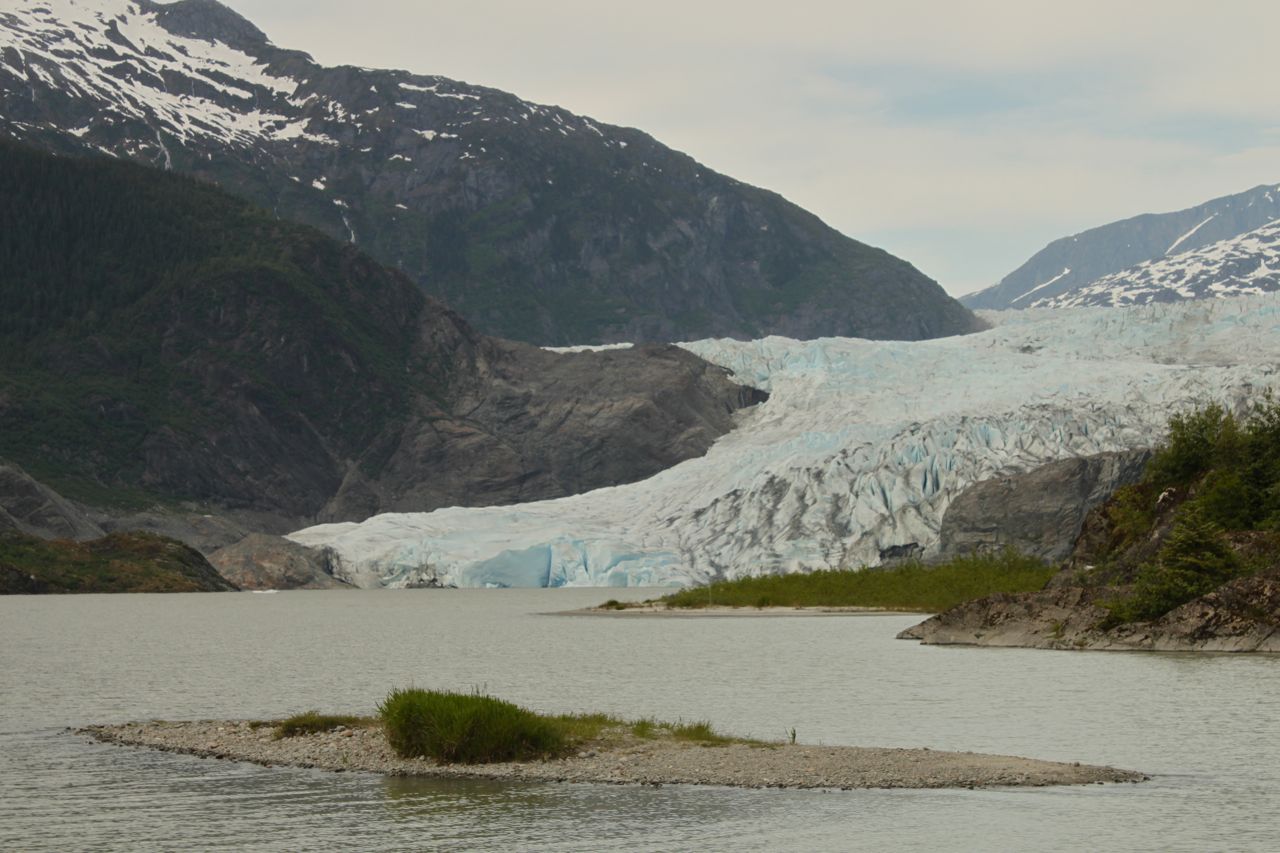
left=0, top=0, right=979, bottom=344
left=965, top=183, right=1280, bottom=311
left=1028, top=220, right=1280, bottom=309
left=0, top=140, right=763, bottom=525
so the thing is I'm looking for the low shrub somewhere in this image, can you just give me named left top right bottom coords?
left=378, top=688, right=566, bottom=764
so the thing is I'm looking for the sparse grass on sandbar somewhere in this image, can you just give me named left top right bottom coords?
left=652, top=550, right=1054, bottom=612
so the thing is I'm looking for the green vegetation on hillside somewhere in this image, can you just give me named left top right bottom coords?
left=0, top=531, right=237, bottom=594
left=641, top=550, right=1054, bottom=612
left=1101, top=399, right=1280, bottom=624
left=0, top=140, right=426, bottom=510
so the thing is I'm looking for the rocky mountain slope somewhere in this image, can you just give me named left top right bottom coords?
left=0, top=140, right=763, bottom=524
left=0, top=462, right=105, bottom=542
left=288, top=295, right=1280, bottom=588
left=1026, top=221, right=1280, bottom=308
left=963, top=183, right=1280, bottom=310
left=0, top=0, right=980, bottom=344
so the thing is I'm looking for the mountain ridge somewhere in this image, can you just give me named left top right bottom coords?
left=964, top=182, right=1280, bottom=310
left=0, top=0, right=980, bottom=344
left=1026, top=220, right=1280, bottom=309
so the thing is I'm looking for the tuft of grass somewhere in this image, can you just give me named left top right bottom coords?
left=630, top=718, right=657, bottom=739
left=670, top=721, right=735, bottom=745
left=375, top=688, right=766, bottom=764
left=378, top=688, right=567, bottom=764
left=273, top=711, right=370, bottom=739
left=654, top=550, right=1053, bottom=612
left=545, top=712, right=623, bottom=746
left=599, top=599, right=628, bottom=610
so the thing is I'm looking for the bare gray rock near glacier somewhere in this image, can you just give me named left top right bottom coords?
left=208, top=534, right=348, bottom=590
left=0, top=463, right=103, bottom=541
left=934, top=450, right=1151, bottom=563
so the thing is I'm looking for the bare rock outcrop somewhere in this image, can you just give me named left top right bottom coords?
left=208, top=534, right=348, bottom=590
left=935, top=450, right=1150, bottom=563
left=0, top=463, right=103, bottom=542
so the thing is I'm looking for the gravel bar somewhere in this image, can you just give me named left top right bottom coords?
left=82, top=721, right=1145, bottom=791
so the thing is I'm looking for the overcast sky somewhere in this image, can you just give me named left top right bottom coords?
left=229, top=0, right=1279, bottom=297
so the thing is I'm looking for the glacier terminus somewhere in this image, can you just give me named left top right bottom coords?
left=289, top=295, right=1280, bottom=588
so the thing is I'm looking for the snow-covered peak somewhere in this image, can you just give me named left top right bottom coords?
left=966, top=183, right=1280, bottom=312
left=0, top=0, right=312, bottom=147
left=289, top=295, right=1280, bottom=589
left=0, top=0, right=635, bottom=162
left=1031, top=220, right=1280, bottom=309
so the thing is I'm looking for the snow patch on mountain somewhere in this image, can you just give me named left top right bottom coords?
left=0, top=0, right=316, bottom=146
left=1032, top=221, right=1280, bottom=309
left=289, top=295, right=1280, bottom=589
left=0, top=0, right=627, bottom=160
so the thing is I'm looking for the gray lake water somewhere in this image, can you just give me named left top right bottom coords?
left=1, top=589, right=1277, bottom=852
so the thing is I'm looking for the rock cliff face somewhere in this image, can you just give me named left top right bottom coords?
left=0, top=141, right=764, bottom=523
left=0, top=0, right=980, bottom=345
left=934, top=450, right=1151, bottom=562
left=0, top=463, right=103, bottom=541
left=208, top=533, right=347, bottom=590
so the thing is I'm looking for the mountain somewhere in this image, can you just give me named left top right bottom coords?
left=289, top=295, right=1280, bottom=588
left=963, top=183, right=1280, bottom=310
left=1025, top=221, right=1280, bottom=308
left=0, top=140, right=763, bottom=524
left=0, top=0, right=980, bottom=345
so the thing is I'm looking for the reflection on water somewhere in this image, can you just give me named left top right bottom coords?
left=1, top=589, right=1277, bottom=851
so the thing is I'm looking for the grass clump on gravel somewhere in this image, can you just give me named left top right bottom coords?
left=272, top=711, right=370, bottom=739
left=651, top=550, right=1054, bottom=612
left=378, top=688, right=568, bottom=764
left=377, top=688, right=762, bottom=763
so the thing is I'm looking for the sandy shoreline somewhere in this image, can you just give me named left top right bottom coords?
left=83, top=721, right=1144, bottom=791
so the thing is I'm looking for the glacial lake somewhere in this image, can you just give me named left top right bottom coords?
left=1, top=589, right=1277, bottom=852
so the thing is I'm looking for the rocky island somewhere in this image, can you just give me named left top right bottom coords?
left=85, top=716, right=1141, bottom=791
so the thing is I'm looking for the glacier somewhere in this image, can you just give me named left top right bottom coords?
left=288, top=295, right=1280, bottom=588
